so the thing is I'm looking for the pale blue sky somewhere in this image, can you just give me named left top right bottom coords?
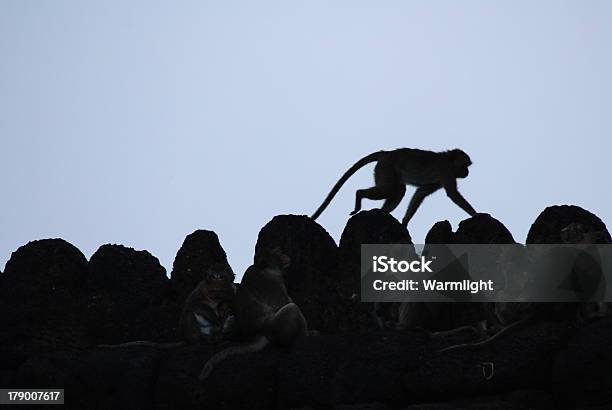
left=1, top=1, right=611, bottom=279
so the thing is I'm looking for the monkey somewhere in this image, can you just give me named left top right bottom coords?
left=198, top=247, right=308, bottom=382
left=311, top=148, right=478, bottom=226
left=179, top=262, right=237, bottom=342
left=98, top=263, right=236, bottom=349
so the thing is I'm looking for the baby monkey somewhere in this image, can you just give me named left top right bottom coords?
left=312, top=148, right=478, bottom=226
left=179, top=262, right=237, bottom=343
left=98, top=263, right=236, bottom=349
left=199, top=247, right=308, bottom=381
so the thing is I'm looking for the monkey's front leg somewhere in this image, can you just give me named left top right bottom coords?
left=447, top=190, right=477, bottom=217
left=401, top=185, right=439, bottom=226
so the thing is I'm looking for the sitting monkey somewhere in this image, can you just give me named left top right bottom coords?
left=98, top=263, right=236, bottom=348
left=199, top=247, right=308, bottom=381
left=179, top=262, right=237, bottom=343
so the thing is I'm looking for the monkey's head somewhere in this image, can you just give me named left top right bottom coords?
left=448, top=149, right=472, bottom=179
left=201, top=263, right=235, bottom=297
left=254, top=247, right=291, bottom=270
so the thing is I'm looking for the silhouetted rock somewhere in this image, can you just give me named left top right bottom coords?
left=255, top=215, right=339, bottom=333
left=0, top=239, right=90, bottom=364
left=170, top=230, right=230, bottom=303
left=552, top=317, right=612, bottom=408
left=424, top=214, right=515, bottom=245
left=526, top=205, right=611, bottom=327
left=425, top=220, right=455, bottom=244
left=419, top=216, right=515, bottom=330
left=156, top=344, right=283, bottom=410
left=454, top=214, right=516, bottom=244
left=14, top=347, right=166, bottom=410
left=1, top=239, right=87, bottom=293
left=87, top=244, right=177, bottom=343
left=527, top=205, right=611, bottom=244
left=339, top=210, right=413, bottom=260
left=10, top=322, right=572, bottom=410
left=1, top=205, right=610, bottom=408
left=334, top=390, right=554, bottom=409
left=335, top=210, right=414, bottom=332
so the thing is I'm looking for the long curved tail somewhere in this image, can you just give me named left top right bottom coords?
left=438, top=313, right=535, bottom=354
left=97, top=341, right=185, bottom=349
left=199, top=335, right=269, bottom=382
left=311, top=151, right=383, bottom=220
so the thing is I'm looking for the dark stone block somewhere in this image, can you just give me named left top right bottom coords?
left=552, top=317, right=612, bottom=408
left=425, top=220, right=454, bottom=244
left=170, top=230, right=229, bottom=304
left=527, top=205, right=611, bottom=244
left=454, top=214, right=516, bottom=244
left=87, top=244, right=177, bottom=343
left=0, top=239, right=90, bottom=364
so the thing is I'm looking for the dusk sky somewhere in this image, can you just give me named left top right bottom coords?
left=1, top=1, right=610, bottom=279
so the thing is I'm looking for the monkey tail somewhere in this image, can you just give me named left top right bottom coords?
left=97, top=341, right=185, bottom=349
left=438, top=314, right=535, bottom=354
left=199, top=335, right=269, bottom=382
left=311, top=151, right=383, bottom=220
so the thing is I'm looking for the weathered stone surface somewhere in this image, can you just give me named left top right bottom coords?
left=333, top=390, right=554, bottom=409
left=0, top=239, right=90, bottom=363
left=552, top=317, right=612, bottom=408
left=336, top=210, right=414, bottom=332
left=417, top=215, right=516, bottom=330
left=424, top=220, right=455, bottom=244
left=1, top=238, right=87, bottom=298
left=407, top=322, right=574, bottom=398
left=255, top=214, right=339, bottom=333
left=87, top=244, right=177, bottom=343
left=155, top=344, right=283, bottom=410
left=454, top=214, right=516, bottom=244
left=339, top=210, right=413, bottom=294
left=526, top=206, right=611, bottom=330
left=170, top=230, right=230, bottom=304
left=527, top=205, right=611, bottom=244
left=8, top=322, right=576, bottom=410
left=0, top=205, right=609, bottom=408
left=14, top=347, right=165, bottom=410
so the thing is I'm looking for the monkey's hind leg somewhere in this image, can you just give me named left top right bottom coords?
left=350, top=186, right=391, bottom=215
left=381, top=185, right=406, bottom=213
left=350, top=160, right=398, bottom=216
left=269, top=302, right=308, bottom=346
left=199, top=336, right=268, bottom=382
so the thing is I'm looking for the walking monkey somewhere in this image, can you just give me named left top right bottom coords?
left=311, top=148, right=478, bottom=226
left=199, top=247, right=308, bottom=381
